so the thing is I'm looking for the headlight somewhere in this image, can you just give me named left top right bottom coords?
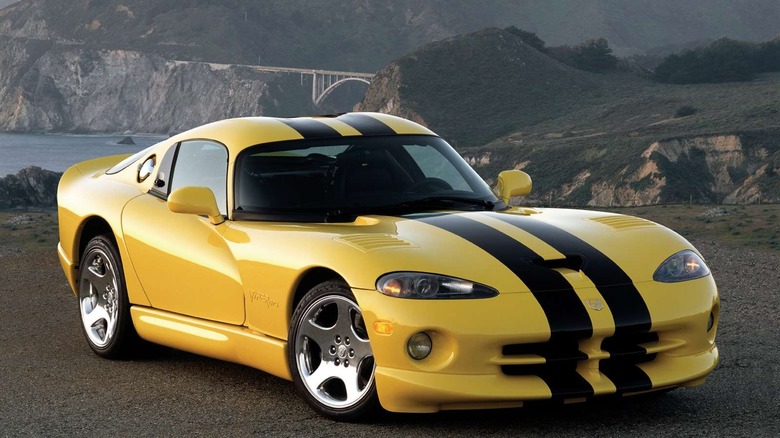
left=376, top=272, right=498, bottom=299
left=653, top=250, right=711, bottom=283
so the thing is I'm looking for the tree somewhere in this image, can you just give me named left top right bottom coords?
left=654, top=38, right=762, bottom=84
left=574, top=38, right=618, bottom=72
left=504, top=26, right=546, bottom=53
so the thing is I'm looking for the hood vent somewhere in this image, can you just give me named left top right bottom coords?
left=589, top=215, right=657, bottom=231
left=336, top=234, right=414, bottom=252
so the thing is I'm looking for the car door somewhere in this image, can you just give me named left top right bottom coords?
left=122, top=140, right=245, bottom=325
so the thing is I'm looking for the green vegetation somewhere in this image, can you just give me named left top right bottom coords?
left=503, top=26, right=546, bottom=52
left=396, top=28, right=601, bottom=148
left=674, top=105, right=697, bottom=118
left=655, top=38, right=780, bottom=84
left=603, top=204, right=780, bottom=253
left=0, top=211, right=58, bottom=253
left=547, top=37, right=619, bottom=72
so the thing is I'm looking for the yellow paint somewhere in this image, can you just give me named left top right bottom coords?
left=57, top=113, right=719, bottom=414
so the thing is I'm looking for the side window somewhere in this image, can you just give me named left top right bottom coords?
left=169, top=140, right=229, bottom=215
left=149, top=143, right=178, bottom=198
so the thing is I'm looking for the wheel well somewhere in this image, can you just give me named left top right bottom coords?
left=292, top=268, right=345, bottom=311
left=77, top=217, right=114, bottom=265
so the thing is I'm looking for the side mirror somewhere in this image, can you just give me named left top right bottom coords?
left=167, top=186, right=225, bottom=225
left=497, top=170, right=532, bottom=204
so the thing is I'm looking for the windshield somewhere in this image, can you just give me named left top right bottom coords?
left=234, top=135, right=499, bottom=222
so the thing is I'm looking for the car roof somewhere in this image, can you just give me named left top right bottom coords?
left=167, top=112, right=437, bottom=154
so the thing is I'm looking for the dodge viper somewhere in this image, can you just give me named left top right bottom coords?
left=57, top=112, right=719, bottom=420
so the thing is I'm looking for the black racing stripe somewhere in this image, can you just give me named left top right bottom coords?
left=337, top=113, right=396, bottom=136
left=417, top=214, right=593, bottom=340
left=489, top=213, right=652, bottom=335
left=417, top=213, right=596, bottom=399
left=600, top=363, right=653, bottom=393
left=501, top=364, right=592, bottom=398
left=280, top=118, right=341, bottom=139
left=539, top=372, right=594, bottom=399
left=600, top=332, right=657, bottom=393
left=502, top=341, right=593, bottom=398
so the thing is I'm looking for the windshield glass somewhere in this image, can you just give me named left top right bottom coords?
left=234, top=135, right=498, bottom=221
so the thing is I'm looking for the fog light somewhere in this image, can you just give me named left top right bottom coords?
left=407, top=332, right=432, bottom=360
left=707, top=311, right=715, bottom=332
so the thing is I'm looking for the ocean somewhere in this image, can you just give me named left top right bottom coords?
left=0, top=133, right=167, bottom=177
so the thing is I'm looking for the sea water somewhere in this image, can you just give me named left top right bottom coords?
left=0, top=133, right=166, bottom=177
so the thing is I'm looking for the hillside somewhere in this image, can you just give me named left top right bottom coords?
left=358, top=28, right=603, bottom=148
left=358, top=28, right=780, bottom=206
left=1, top=0, right=779, bottom=70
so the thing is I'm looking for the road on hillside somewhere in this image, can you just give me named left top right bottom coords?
left=1, top=241, right=778, bottom=437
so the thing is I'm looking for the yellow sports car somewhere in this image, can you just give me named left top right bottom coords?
left=57, top=112, right=719, bottom=420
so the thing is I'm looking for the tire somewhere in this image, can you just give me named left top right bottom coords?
left=289, top=280, right=379, bottom=421
left=77, top=235, right=139, bottom=359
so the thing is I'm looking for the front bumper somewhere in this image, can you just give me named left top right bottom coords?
left=58, top=242, right=78, bottom=296
left=374, top=345, right=717, bottom=412
left=353, top=275, right=719, bottom=413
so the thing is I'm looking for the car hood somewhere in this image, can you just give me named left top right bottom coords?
left=228, top=208, right=698, bottom=294
left=317, top=208, right=697, bottom=294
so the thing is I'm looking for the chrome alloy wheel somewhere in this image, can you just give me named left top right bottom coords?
left=294, top=295, right=375, bottom=409
left=78, top=248, right=120, bottom=348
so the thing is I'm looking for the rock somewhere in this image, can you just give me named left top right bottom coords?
left=0, top=37, right=279, bottom=134
left=4, top=214, right=34, bottom=225
left=697, top=207, right=730, bottom=220
left=0, top=166, right=62, bottom=209
left=118, top=136, right=135, bottom=145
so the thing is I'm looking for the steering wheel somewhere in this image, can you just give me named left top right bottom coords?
left=405, top=177, right=453, bottom=194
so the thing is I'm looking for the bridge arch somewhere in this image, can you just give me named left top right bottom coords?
left=170, top=61, right=374, bottom=105
left=314, top=77, right=371, bottom=106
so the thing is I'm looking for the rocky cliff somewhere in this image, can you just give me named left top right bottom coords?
left=0, top=36, right=306, bottom=134
left=0, top=166, right=60, bottom=208
left=463, top=132, right=780, bottom=206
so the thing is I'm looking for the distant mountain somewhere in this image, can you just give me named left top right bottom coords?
left=1, top=0, right=778, bottom=70
left=358, top=28, right=602, bottom=148
left=358, top=28, right=780, bottom=206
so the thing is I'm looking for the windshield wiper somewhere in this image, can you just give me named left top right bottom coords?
left=400, top=196, right=497, bottom=211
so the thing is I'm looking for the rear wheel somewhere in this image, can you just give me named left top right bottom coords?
left=289, top=281, right=379, bottom=421
left=78, top=235, right=138, bottom=358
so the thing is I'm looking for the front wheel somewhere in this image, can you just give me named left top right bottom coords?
left=288, top=281, right=379, bottom=421
left=77, top=235, right=139, bottom=358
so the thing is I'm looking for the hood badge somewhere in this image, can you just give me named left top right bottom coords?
left=585, top=299, right=605, bottom=311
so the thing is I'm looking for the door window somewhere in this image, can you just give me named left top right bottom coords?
left=169, top=140, right=229, bottom=215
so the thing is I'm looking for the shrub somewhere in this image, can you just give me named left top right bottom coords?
left=503, top=26, right=546, bottom=53
left=548, top=38, right=617, bottom=72
left=674, top=105, right=697, bottom=118
left=654, top=37, right=780, bottom=84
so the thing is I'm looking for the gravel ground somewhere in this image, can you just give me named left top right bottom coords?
left=0, top=240, right=778, bottom=437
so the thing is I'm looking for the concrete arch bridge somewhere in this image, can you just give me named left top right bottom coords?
left=173, top=61, right=374, bottom=106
